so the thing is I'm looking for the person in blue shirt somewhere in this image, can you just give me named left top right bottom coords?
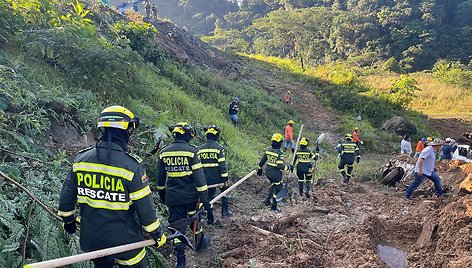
left=405, top=141, right=443, bottom=199
left=228, top=97, right=239, bottom=125
left=441, top=138, right=454, bottom=160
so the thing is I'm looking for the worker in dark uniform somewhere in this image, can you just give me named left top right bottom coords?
left=157, top=122, right=211, bottom=268
left=197, top=125, right=231, bottom=222
left=292, top=137, right=319, bottom=197
left=336, top=134, right=360, bottom=184
left=58, top=106, right=166, bottom=268
left=257, top=133, right=289, bottom=212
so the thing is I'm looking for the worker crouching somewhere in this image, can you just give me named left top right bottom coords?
left=293, top=137, right=319, bottom=198
left=258, top=133, right=289, bottom=212
left=157, top=122, right=211, bottom=268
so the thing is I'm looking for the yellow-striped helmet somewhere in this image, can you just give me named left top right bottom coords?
left=271, top=133, right=284, bottom=143
left=299, top=137, right=309, bottom=146
left=345, top=133, right=353, bottom=140
left=97, top=106, right=139, bottom=130
left=204, top=125, right=220, bottom=135
left=169, top=122, right=196, bottom=138
left=288, top=120, right=294, bottom=125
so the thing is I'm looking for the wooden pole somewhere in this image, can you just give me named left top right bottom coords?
left=207, top=183, right=224, bottom=189
left=24, top=240, right=154, bottom=268
left=291, top=124, right=304, bottom=166
left=210, top=170, right=256, bottom=205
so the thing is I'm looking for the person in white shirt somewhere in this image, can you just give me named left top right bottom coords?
left=401, top=135, right=412, bottom=157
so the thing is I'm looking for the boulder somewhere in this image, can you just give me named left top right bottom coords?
left=381, top=116, right=417, bottom=135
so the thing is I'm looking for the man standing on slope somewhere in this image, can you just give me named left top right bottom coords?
left=405, top=141, right=443, bottom=199
left=284, top=120, right=295, bottom=153
left=352, top=127, right=363, bottom=149
left=336, top=134, right=361, bottom=184
left=258, top=133, right=290, bottom=212
left=157, top=122, right=211, bottom=268
left=58, top=106, right=165, bottom=268
left=401, top=135, right=412, bottom=157
left=197, top=125, right=231, bottom=221
left=229, top=96, right=239, bottom=125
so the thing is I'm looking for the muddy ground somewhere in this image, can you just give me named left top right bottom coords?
left=164, top=160, right=472, bottom=268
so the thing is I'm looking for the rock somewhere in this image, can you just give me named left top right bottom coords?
left=381, top=116, right=417, bottom=135
left=459, top=174, right=472, bottom=193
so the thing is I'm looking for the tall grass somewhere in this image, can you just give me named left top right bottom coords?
left=362, top=73, right=472, bottom=119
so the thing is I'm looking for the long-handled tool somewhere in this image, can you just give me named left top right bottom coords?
left=23, top=227, right=191, bottom=268
left=311, top=133, right=326, bottom=185
left=276, top=125, right=304, bottom=202
left=170, top=170, right=256, bottom=230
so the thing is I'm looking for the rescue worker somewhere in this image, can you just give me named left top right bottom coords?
left=228, top=96, right=239, bottom=125
left=284, top=120, right=295, bottom=153
left=414, top=137, right=426, bottom=159
left=336, top=134, right=361, bottom=184
left=400, top=134, right=412, bottom=157
left=292, top=137, right=319, bottom=197
left=257, top=133, right=289, bottom=212
left=151, top=3, right=158, bottom=19
left=144, top=1, right=151, bottom=18
left=352, top=127, right=363, bottom=148
left=157, top=122, right=211, bottom=268
left=405, top=141, right=443, bottom=199
left=58, top=106, right=165, bottom=268
left=197, top=125, right=231, bottom=221
left=284, top=90, right=292, bottom=104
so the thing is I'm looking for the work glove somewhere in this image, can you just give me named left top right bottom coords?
left=223, top=179, right=231, bottom=188
left=158, top=190, right=166, bottom=203
left=150, top=227, right=167, bottom=248
left=257, top=168, right=263, bottom=176
left=62, top=216, right=77, bottom=235
left=356, top=158, right=360, bottom=164
left=360, top=141, right=364, bottom=145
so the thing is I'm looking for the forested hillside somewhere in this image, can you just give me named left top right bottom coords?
left=154, top=0, right=471, bottom=71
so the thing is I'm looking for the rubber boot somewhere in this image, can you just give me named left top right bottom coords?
left=298, top=182, right=304, bottom=196
left=174, top=248, right=186, bottom=268
left=306, top=182, right=311, bottom=198
left=291, top=148, right=295, bottom=153
left=271, top=200, right=281, bottom=212
left=263, top=195, right=271, bottom=206
left=221, top=198, right=231, bottom=218
left=196, top=234, right=211, bottom=252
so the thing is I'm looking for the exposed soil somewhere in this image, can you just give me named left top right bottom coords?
left=427, top=118, right=472, bottom=140
left=170, top=159, right=472, bottom=268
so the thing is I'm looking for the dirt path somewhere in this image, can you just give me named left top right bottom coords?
left=171, top=159, right=472, bottom=268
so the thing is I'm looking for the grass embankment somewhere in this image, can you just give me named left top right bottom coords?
left=0, top=1, right=304, bottom=267
left=362, top=73, right=472, bottom=119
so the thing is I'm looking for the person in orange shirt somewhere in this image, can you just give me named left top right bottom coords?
left=352, top=127, right=363, bottom=147
left=414, top=137, right=427, bottom=159
left=284, top=120, right=295, bottom=153
left=284, top=90, right=292, bottom=104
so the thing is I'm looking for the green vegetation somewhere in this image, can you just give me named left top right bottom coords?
left=156, top=0, right=472, bottom=71
left=0, top=1, right=301, bottom=267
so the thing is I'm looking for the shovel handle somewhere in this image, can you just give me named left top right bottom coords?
left=24, top=233, right=181, bottom=268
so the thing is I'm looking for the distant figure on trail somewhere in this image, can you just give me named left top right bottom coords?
left=58, top=106, right=166, bottom=268
left=352, top=127, right=363, bottom=152
left=229, top=96, right=239, bottom=125
left=132, top=1, right=139, bottom=11
left=284, top=120, right=295, bottom=153
left=400, top=135, right=412, bottom=157
left=405, top=141, right=443, bottom=199
left=414, top=137, right=426, bottom=159
left=284, top=90, right=292, bottom=104
left=144, top=1, right=151, bottom=18
left=151, top=3, right=158, bottom=19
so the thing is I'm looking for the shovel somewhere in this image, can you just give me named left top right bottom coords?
left=24, top=227, right=192, bottom=268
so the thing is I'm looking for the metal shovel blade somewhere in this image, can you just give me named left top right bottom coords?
left=167, top=227, right=194, bottom=250
left=275, top=183, right=288, bottom=202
